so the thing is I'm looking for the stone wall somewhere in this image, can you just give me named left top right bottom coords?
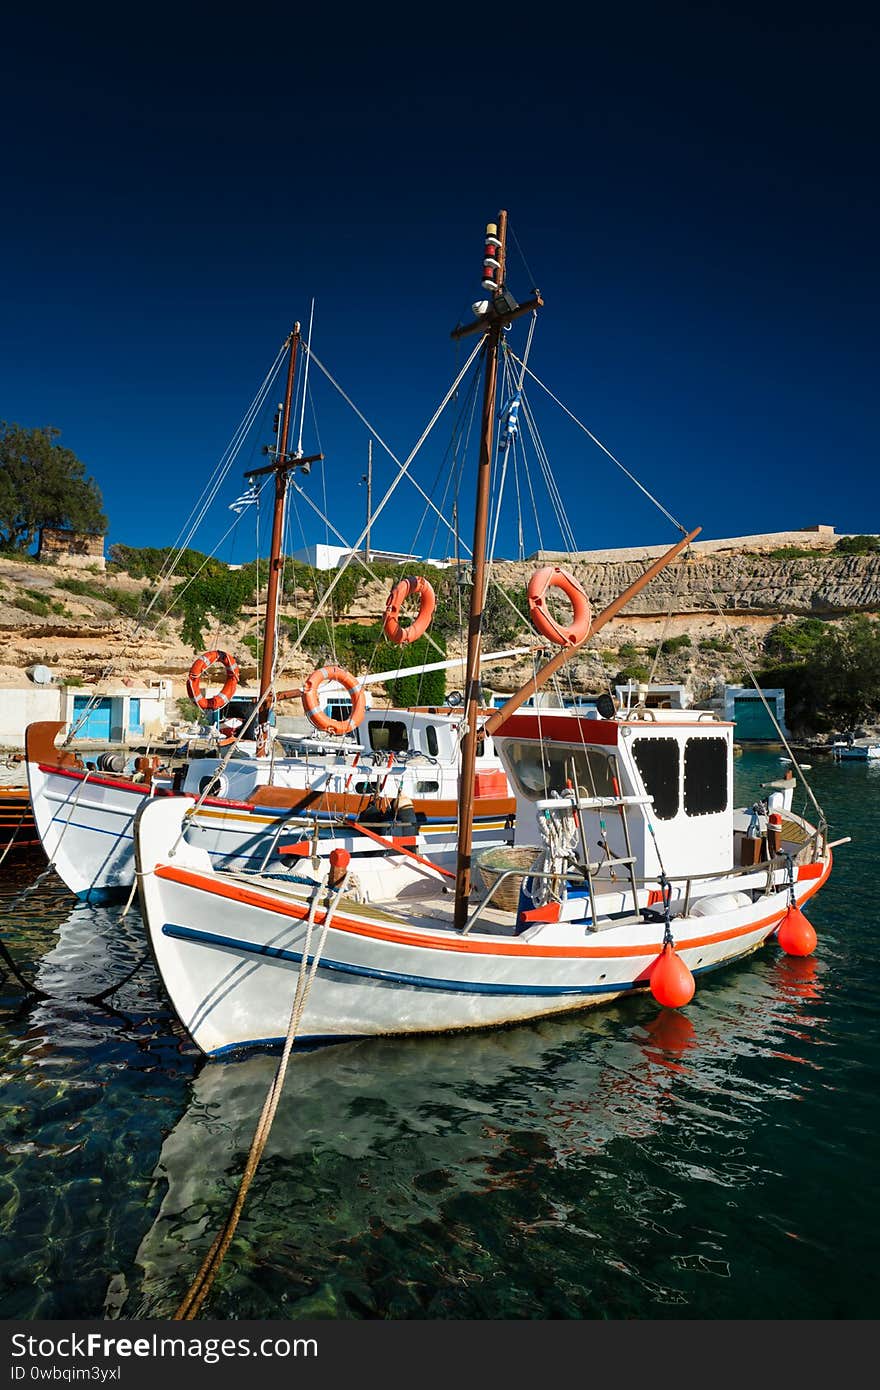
left=38, top=528, right=105, bottom=570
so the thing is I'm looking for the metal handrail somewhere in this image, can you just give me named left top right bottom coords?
left=463, top=866, right=585, bottom=936
left=462, top=847, right=825, bottom=937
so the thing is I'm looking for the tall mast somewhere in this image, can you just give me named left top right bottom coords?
left=245, top=325, right=323, bottom=758
left=451, top=213, right=543, bottom=930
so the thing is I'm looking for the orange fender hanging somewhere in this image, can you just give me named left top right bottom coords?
left=383, top=575, right=436, bottom=645
left=776, top=905, right=817, bottom=957
left=301, top=664, right=366, bottom=736
left=186, top=650, right=240, bottom=712
left=649, top=942, right=696, bottom=1008
left=526, top=566, right=592, bottom=646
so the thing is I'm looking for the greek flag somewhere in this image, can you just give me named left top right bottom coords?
left=228, top=485, right=259, bottom=514
left=501, top=393, right=520, bottom=450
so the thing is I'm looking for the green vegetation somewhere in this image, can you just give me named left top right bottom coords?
left=652, top=634, right=691, bottom=658
left=758, top=615, right=880, bottom=731
left=14, top=591, right=69, bottom=618
left=616, top=663, right=650, bottom=685
left=0, top=422, right=106, bottom=552
left=765, top=546, right=817, bottom=560
left=54, top=577, right=143, bottom=619
left=764, top=617, right=827, bottom=662
left=699, top=635, right=733, bottom=652
left=834, top=534, right=880, bottom=555
left=241, top=633, right=262, bottom=662
left=176, top=697, right=202, bottom=723
left=285, top=617, right=447, bottom=706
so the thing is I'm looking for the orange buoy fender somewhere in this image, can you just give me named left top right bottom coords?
left=301, top=664, right=366, bottom=736
left=526, top=566, right=592, bottom=646
left=186, top=650, right=240, bottom=712
left=383, top=575, right=436, bottom=645
left=776, top=904, right=817, bottom=957
left=649, top=942, right=696, bottom=1008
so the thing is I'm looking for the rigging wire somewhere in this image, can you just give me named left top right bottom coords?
left=505, top=351, right=689, bottom=536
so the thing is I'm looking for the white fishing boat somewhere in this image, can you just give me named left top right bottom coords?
left=134, top=211, right=839, bottom=1055
left=25, top=324, right=519, bottom=901
left=830, top=739, right=880, bottom=761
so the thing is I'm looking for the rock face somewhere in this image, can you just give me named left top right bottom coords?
left=1, top=548, right=879, bottom=707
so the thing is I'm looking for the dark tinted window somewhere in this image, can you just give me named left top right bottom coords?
left=684, top=737, right=728, bottom=815
left=632, top=737, right=679, bottom=819
left=425, top=725, right=439, bottom=756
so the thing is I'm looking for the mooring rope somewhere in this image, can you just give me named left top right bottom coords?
left=173, top=874, right=346, bottom=1319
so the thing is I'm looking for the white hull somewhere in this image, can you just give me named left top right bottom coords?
left=136, top=797, right=831, bottom=1056
left=26, top=757, right=509, bottom=901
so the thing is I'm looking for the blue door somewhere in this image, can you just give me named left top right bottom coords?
left=72, top=696, right=112, bottom=741
left=129, top=698, right=143, bottom=735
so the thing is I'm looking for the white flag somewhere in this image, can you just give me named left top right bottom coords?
left=229, top=486, right=259, bottom=514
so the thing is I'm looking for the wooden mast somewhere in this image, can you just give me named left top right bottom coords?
left=245, top=325, right=323, bottom=758
left=452, top=213, right=543, bottom=930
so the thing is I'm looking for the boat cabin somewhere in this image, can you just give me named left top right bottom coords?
left=494, top=708, right=735, bottom=881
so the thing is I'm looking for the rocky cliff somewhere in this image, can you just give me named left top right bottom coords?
left=2, top=548, right=879, bottom=707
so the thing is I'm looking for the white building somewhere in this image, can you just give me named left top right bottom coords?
left=0, top=680, right=173, bottom=749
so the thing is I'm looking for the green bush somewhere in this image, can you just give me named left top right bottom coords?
left=765, top=617, right=827, bottom=662
left=699, top=636, right=733, bottom=652
left=758, top=615, right=880, bottom=731
left=834, top=535, right=880, bottom=555
left=54, top=576, right=143, bottom=619
left=766, top=546, right=817, bottom=560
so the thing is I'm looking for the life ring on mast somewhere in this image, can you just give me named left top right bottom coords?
left=383, top=575, right=436, bottom=645
left=301, top=664, right=366, bottom=736
left=186, top=650, right=240, bottom=711
left=526, top=567, right=592, bottom=647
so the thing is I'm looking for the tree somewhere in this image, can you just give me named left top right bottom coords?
left=0, top=422, right=107, bottom=553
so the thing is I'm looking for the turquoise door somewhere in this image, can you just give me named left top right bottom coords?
left=72, top=696, right=112, bottom=741
left=129, top=698, right=143, bottom=735
left=734, top=697, right=777, bottom=740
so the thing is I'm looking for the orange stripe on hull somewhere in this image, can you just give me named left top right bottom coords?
left=155, top=855, right=831, bottom=960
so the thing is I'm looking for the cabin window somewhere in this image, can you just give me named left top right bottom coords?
left=684, top=737, right=728, bottom=816
left=368, top=720, right=410, bottom=754
left=504, top=740, right=617, bottom=801
left=424, top=725, right=439, bottom=757
left=631, top=737, right=679, bottom=820
left=415, top=780, right=440, bottom=793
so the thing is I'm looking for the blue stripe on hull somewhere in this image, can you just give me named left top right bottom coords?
left=161, top=921, right=639, bottom=997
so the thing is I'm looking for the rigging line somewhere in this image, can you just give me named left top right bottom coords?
left=646, top=555, right=688, bottom=690
left=510, top=438, right=525, bottom=560
left=283, top=340, right=484, bottom=659
left=296, top=300, right=315, bottom=458
left=508, top=221, right=540, bottom=298
left=698, top=575, right=826, bottom=829
left=153, top=479, right=273, bottom=629
left=152, top=343, right=287, bottom=596
left=411, top=362, right=484, bottom=560
left=304, top=344, right=479, bottom=558
left=519, top=391, right=578, bottom=553
left=506, top=352, right=688, bottom=535
left=287, top=478, right=446, bottom=661
left=139, top=375, right=279, bottom=632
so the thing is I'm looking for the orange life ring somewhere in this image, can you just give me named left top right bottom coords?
left=526, top=566, right=592, bottom=647
left=301, top=664, right=366, bottom=736
left=383, top=575, right=436, bottom=645
left=186, top=649, right=240, bottom=711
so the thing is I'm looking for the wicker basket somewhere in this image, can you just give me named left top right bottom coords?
left=476, top=845, right=543, bottom=912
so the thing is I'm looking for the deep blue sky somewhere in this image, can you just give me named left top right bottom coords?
left=2, top=6, right=877, bottom=564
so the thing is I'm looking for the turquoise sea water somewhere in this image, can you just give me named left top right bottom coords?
left=0, top=749, right=877, bottom=1319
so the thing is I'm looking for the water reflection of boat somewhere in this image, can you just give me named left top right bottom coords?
left=126, top=952, right=826, bottom=1317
